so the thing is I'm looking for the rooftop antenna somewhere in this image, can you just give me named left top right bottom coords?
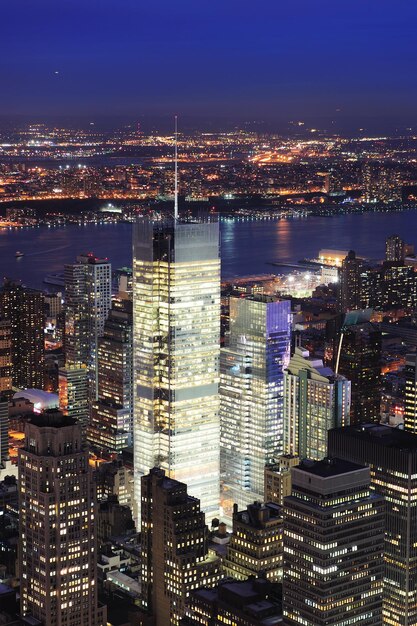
left=174, top=115, right=179, bottom=221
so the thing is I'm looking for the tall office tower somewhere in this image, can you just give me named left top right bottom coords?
left=283, top=346, right=350, bottom=461
left=328, top=425, right=417, bottom=626
left=220, top=295, right=291, bottom=521
left=18, top=410, right=105, bottom=626
left=224, top=501, right=283, bottom=582
left=0, top=281, right=45, bottom=390
left=0, top=318, right=12, bottom=394
left=88, top=297, right=133, bottom=453
left=58, top=366, right=90, bottom=430
left=64, top=253, right=112, bottom=398
left=376, top=262, right=417, bottom=311
left=0, top=397, right=8, bottom=468
left=337, top=324, right=381, bottom=424
left=338, top=250, right=363, bottom=312
left=362, top=161, right=402, bottom=203
left=386, top=234, right=405, bottom=262
left=140, top=468, right=221, bottom=626
left=133, top=218, right=220, bottom=520
left=404, top=353, right=417, bottom=432
left=283, top=458, right=384, bottom=626
left=264, top=455, right=299, bottom=506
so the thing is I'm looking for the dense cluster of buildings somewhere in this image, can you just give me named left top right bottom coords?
left=3, top=183, right=417, bottom=626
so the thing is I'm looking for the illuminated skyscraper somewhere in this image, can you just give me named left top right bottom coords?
left=283, top=346, right=350, bottom=460
left=220, top=295, right=291, bottom=521
left=404, top=353, right=417, bottom=432
left=64, top=253, right=112, bottom=400
left=362, top=161, right=402, bottom=203
left=88, top=297, right=133, bottom=453
left=283, top=458, right=384, bottom=626
left=0, top=281, right=45, bottom=390
left=224, top=501, right=283, bottom=582
left=386, top=234, right=405, bottom=262
left=329, top=424, right=417, bottom=626
left=18, top=410, right=105, bottom=626
left=133, top=218, right=220, bottom=520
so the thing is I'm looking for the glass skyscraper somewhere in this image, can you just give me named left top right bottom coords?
left=133, top=217, right=220, bottom=521
left=220, top=295, right=291, bottom=522
left=283, top=346, right=351, bottom=461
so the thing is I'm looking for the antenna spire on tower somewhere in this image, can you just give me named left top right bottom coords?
left=174, top=115, right=178, bottom=221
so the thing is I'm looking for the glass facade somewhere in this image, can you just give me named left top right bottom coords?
left=283, top=347, right=351, bottom=461
left=220, top=295, right=291, bottom=522
left=133, top=218, right=220, bottom=520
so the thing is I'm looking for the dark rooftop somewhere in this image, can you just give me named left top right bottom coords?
left=28, top=410, right=77, bottom=429
left=296, top=457, right=366, bottom=478
left=330, top=424, right=417, bottom=451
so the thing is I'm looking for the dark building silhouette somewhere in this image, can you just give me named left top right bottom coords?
left=339, top=250, right=363, bottom=313
left=337, top=323, right=381, bottom=424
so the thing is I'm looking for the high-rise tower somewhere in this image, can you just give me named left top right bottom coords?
left=88, top=297, right=133, bottom=453
left=0, top=281, right=45, bottom=390
left=140, top=467, right=221, bottom=625
left=220, top=295, right=291, bottom=521
left=283, top=458, right=384, bottom=626
left=283, top=346, right=350, bottom=460
left=133, top=217, right=220, bottom=520
left=64, top=253, right=112, bottom=401
left=328, top=424, right=417, bottom=625
left=18, top=410, right=105, bottom=626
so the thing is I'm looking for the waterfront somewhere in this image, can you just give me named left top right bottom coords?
left=2, top=210, right=417, bottom=290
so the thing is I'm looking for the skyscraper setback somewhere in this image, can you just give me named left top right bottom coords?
left=133, top=217, right=220, bottom=519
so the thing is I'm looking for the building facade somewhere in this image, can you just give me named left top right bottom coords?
left=264, top=455, right=299, bottom=506
left=328, top=424, right=417, bottom=626
left=0, top=281, right=45, bottom=390
left=133, top=218, right=220, bottom=520
left=224, top=501, right=283, bottom=582
left=88, top=297, right=133, bottom=453
left=140, top=467, right=221, bottom=626
left=64, top=253, right=112, bottom=399
left=18, top=410, right=104, bottom=626
left=283, top=346, right=350, bottom=460
left=283, top=458, right=384, bottom=626
left=58, top=365, right=90, bottom=430
left=339, top=250, right=363, bottom=313
left=337, top=323, right=381, bottom=424
left=220, top=295, right=291, bottom=521
left=405, top=353, right=417, bottom=432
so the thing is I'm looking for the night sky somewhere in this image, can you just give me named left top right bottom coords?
left=1, top=0, right=417, bottom=128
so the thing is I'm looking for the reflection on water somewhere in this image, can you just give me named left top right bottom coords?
left=1, top=210, right=417, bottom=288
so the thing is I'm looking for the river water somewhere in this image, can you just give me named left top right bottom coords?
left=1, top=210, right=417, bottom=290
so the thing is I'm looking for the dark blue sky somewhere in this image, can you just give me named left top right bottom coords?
left=1, top=0, right=417, bottom=127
